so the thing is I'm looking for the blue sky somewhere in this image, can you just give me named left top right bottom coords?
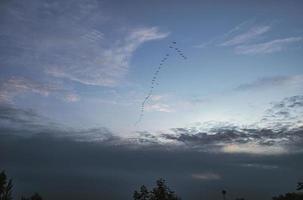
left=1, top=0, right=303, bottom=137
left=1, top=1, right=303, bottom=199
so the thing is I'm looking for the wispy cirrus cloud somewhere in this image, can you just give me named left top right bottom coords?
left=239, top=163, right=279, bottom=170
left=235, top=74, right=303, bottom=91
left=235, top=37, right=302, bottom=55
left=220, top=25, right=271, bottom=46
left=63, top=93, right=80, bottom=102
left=0, top=77, right=79, bottom=103
left=46, top=26, right=168, bottom=87
left=1, top=0, right=169, bottom=87
left=194, top=19, right=255, bottom=48
left=196, top=20, right=302, bottom=55
left=0, top=77, right=56, bottom=103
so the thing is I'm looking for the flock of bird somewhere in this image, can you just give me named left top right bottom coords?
left=135, top=41, right=187, bottom=125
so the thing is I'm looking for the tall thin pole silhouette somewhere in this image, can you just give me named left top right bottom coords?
left=222, top=190, right=227, bottom=200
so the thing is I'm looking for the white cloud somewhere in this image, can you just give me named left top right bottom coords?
left=145, top=103, right=174, bottom=113
left=81, top=30, right=104, bottom=43
left=236, top=74, right=303, bottom=91
left=194, top=19, right=254, bottom=48
left=0, top=77, right=79, bottom=103
left=63, top=93, right=80, bottom=102
left=150, top=95, right=166, bottom=101
left=144, top=94, right=174, bottom=112
left=239, top=163, right=279, bottom=170
left=0, top=77, right=56, bottom=103
left=235, top=37, right=302, bottom=55
left=0, top=0, right=169, bottom=87
left=191, top=172, right=221, bottom=180
left=47, top=27, right=169, bottom=87
left=221, top=25, right=271, bottom=46
left=196, top=20, right=301, bottom=55
left=222, top=143, right=287, bottom=155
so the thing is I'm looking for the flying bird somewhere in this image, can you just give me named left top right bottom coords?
left=135, top=41, right=188, bottom=125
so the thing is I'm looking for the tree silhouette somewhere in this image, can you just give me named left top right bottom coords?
left=272, top=192, right=303, bottom=200
left=1, top=170, right=43, bottom=200
left=0, top=171, right=13, bottom=200
left=272, top=182, right=303, bottom=200
left=134, top=185, right=150, bottom=200
left=21, top=193, right=43, bottom=200
left=133, top=178, right=180, bottom=200
left=150, top=179, right=180, bottom=200
left=297, top=182, right=303, bottom=191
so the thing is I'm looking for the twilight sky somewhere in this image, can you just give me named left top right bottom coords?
left=0, top=0, right=303, bottom=200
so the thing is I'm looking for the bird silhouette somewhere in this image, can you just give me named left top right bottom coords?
left=135, top=41, right=187, bottom=125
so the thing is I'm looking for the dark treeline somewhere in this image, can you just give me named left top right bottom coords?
left=0, top=171, right=43, bottom=200
left=1, top=170, right=303, bottom=200
left=133, top=179, right=303, bottom=200
left=133, top=178, right=180, bottom=200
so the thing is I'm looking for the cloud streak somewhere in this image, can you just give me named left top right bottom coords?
left=145, top=103, right=174, bottom=113
left=191, top=173, right=221, bottom=181
left=46, top=27, right=169, bottom=87
left=235, top=74, right=303, bottom=91
left=221, top=25, right=271, bottom=46
left=236, top=37, right=302, bottom=55
left=197, top=21, right=301, bottom=55
left=0, top=77, right=79, bottom=103
left=0, top=0, right=169, bottom=87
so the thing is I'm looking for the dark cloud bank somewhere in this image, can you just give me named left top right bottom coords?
left=1, top=133, right=303, bottom=200
left=1, top=96, right=303, bottom=200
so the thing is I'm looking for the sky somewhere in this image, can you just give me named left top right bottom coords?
left=0, top=0, right=303, bottom=200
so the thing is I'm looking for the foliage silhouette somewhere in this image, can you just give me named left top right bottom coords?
left=1, top=170, right=43, bottom=200
left=133, top=178, right=180, bottom=200
left=134, top=185, right=150, bottom=200
left=21, top=193, right=43, bottom=200
left=272, top=182, right=303, bottom=200
left=2, top=169, right=303, bottom=200
left=272, top=193, right=303, bottom=200
left=0, top=171, right=13, bottom=200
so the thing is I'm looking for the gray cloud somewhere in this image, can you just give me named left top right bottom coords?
left=160, top=95, right=303, bottom=154
left=1, top=132, right=303, bottom=200
left=0, top=104, right=55, bottom=134
left=1, top=95, right=303, bottom=154
left=161, top=127, right=303, bottom=154
left=0, top=97, right=303, bottom=199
